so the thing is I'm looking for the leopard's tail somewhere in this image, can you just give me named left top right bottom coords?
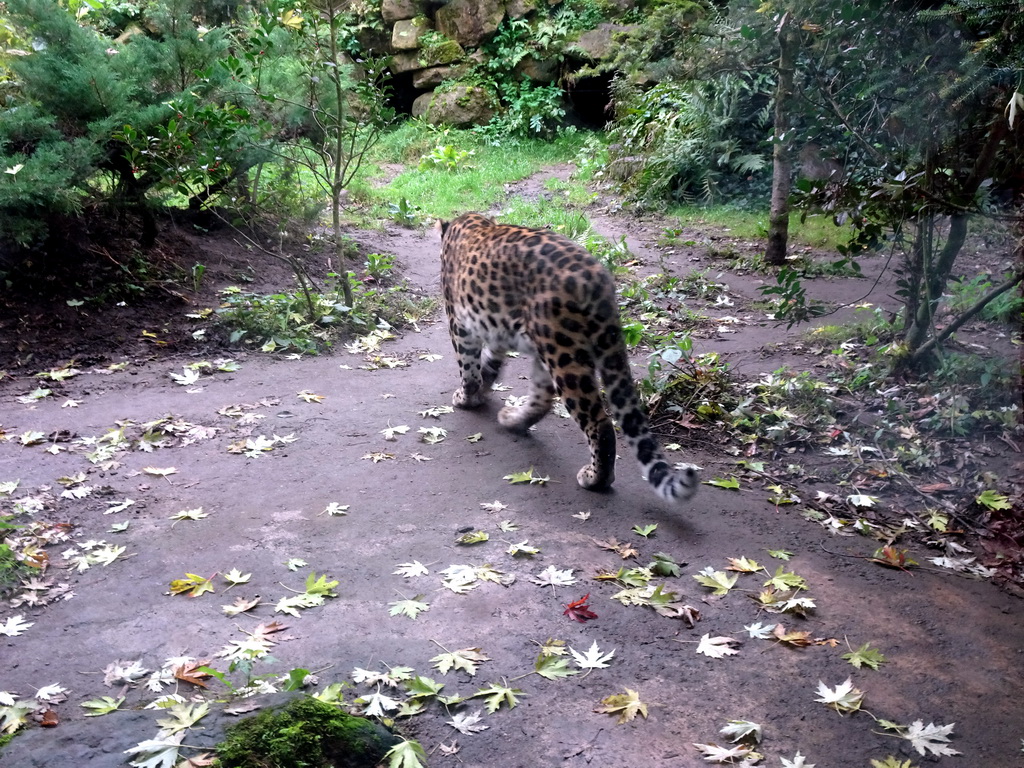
left=603, top=349, right=699, bottom=503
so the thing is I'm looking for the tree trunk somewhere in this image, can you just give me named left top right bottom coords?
left=765, top=15, right=798, bottom=266
left=901, top=212, right=969, bottom=366
left=326, top=0, right=354, bottom=310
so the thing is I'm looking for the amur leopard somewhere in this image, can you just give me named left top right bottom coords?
left=439, top=212, right=698, bottom=503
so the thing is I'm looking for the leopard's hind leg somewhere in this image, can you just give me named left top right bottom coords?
left=450, top=323, right=490, bottom=409
left=498, top=356, right=556, bottom=434
left=547, top=356, right=616, bottom=491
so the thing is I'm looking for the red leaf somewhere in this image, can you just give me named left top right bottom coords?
left=563, top=593, right=598, bottom=623
left=40, top=709, right=59, bottom=727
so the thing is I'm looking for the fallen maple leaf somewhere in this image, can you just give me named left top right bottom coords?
left=726, top=556, right=761, bottom=572
left=174, top=661, right=212, bottom=688
left=531, top=565, right=576, bottom=587
left=534, top=653, right=579, bottom=680
left=431, top=647, right=491, bottom=676
left=38, top=709, right=59, bottom=727
left=592, top=537, right=639, bottom=559
left=447, top=710, right=489, bottom=735
left=720, top=719, right=762, bottom=744
left=0, top=614, right=33, bottom=637
left=870, top=545, right=918, bottom=570
left=222, top=596, right=260, bottom=616
left=563, top=594, right=598, bottom=623
left=693, top=567, right=739, bottom=595
left=142, top=466, right=177, bottom=478
left=394, top=561, right=429, bottom=578
left=594, top=688, right=647, bottom=723
left=570, top=640, right=615, bottom=670
left=773, top=624, right=814, bottom=647
left=693, top=742, right=753, bottom=762
left=815, top=678, right=864, bottom=713
left=168, top=573, right=216, bottom=598
left=903, top=720, right=961, bottom=757
left=695, top=634, right=740, bottom=659
left=842, top=642, right=887, bottom=670
left=471, top=681, right=524, bottom=713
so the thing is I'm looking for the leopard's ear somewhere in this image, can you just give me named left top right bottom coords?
left=437, top=219, right=451, bottom=237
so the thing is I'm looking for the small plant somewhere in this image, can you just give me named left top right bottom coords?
left=418, top=144, right=475, bottom=172
left=807, top=306, right=901, bottom=348
left=679, top=268, right=727, bottom=299
left=387, top=197, right=420, bottom=226
left=191, top=263, right=206, bottom=292
left=364, top=252, right=396, bottom=283
left=0, top=516, right=34, bottom=595
left=760, top=266, right=830, bottom=326
left=641, top=334, right=734, bottom=424
left=215, top=287, right=341, bottom=354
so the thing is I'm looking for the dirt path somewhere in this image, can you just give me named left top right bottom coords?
left=1, top=207, right=1021, bottom=767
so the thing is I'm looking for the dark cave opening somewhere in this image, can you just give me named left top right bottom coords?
left=387, top=70, right=422, bottom=116
left=564, top=72, right=615, bottom=129
left=384, top=68, right=615, bottom=132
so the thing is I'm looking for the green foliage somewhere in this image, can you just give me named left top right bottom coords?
left=216, top=696, right=399, bottom=768
left=807, top=306, right=902, bottom=350
left=760, top=266, right=830, bottom=327
left=418, top=144, right=475, bottom=171
left=387, top=197, right=421, bottom=226
left=215, top=272, right=433, bottom=354
left=946, top=272, right=1024, bottom=324
left=641, top=334, right=734, bottom=425
left=0, top=515, right=35, bottom=595
left=478, top=80, right=568, bottom=141
left=216, top=287, right=337, bottom=354
left=417, top=29, right=464, bottom=67
left=469, top=2, right=611, bottom=140
left=1, top=0, right=241, bottom=247
left=595, top=0, right=711, bottom=82
left=363, top=252, right=396, bottom=282
left=606, top=74, right=771, bottom=206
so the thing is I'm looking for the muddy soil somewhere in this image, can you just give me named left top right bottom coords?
left=0, top=183, right=1021, bottom=767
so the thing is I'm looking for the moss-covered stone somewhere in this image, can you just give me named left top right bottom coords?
left=411, top=84, right=497, bottom=127
left=216, top=697, right=400, bottom=768
left=418, top=34, right=465, bottom=67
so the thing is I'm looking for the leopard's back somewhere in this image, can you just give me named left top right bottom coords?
left=440, top=213, right=697, bottom=503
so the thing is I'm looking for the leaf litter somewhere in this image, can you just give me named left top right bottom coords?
left=0, top=210, right=1016, bottom=768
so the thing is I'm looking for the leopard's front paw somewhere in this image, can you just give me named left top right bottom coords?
left=577, top=463, right=614, bottom=491
left=453, top=387, right=485, bottom=409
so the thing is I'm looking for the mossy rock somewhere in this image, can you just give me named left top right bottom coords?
left=216, top=697, right=400, bottom=768
left=419, top=37, right=464, bottom=67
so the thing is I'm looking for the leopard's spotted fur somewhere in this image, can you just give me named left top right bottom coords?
left=440, top=213, right=698, bottom=503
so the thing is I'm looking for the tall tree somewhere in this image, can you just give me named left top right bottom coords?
left=765, top=11, right=798, bottom=266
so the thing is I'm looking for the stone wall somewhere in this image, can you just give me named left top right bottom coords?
left=368, top=0, right=632, bottom=128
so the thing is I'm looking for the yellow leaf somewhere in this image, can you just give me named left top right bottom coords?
left=279, top=9, right=303, bottom=29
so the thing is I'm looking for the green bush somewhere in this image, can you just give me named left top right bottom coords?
left=1, top=0, right=243, bottom=248
left=606, top=74, right=770, bottom=206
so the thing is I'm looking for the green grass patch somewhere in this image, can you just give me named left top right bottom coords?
left=497, top=194, right=590, bottom=231
left=354, top=122, right=592, bottom=220
left=806, top=306, right=902, bottom=348
left=665, top=204, right=858, bottom=252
